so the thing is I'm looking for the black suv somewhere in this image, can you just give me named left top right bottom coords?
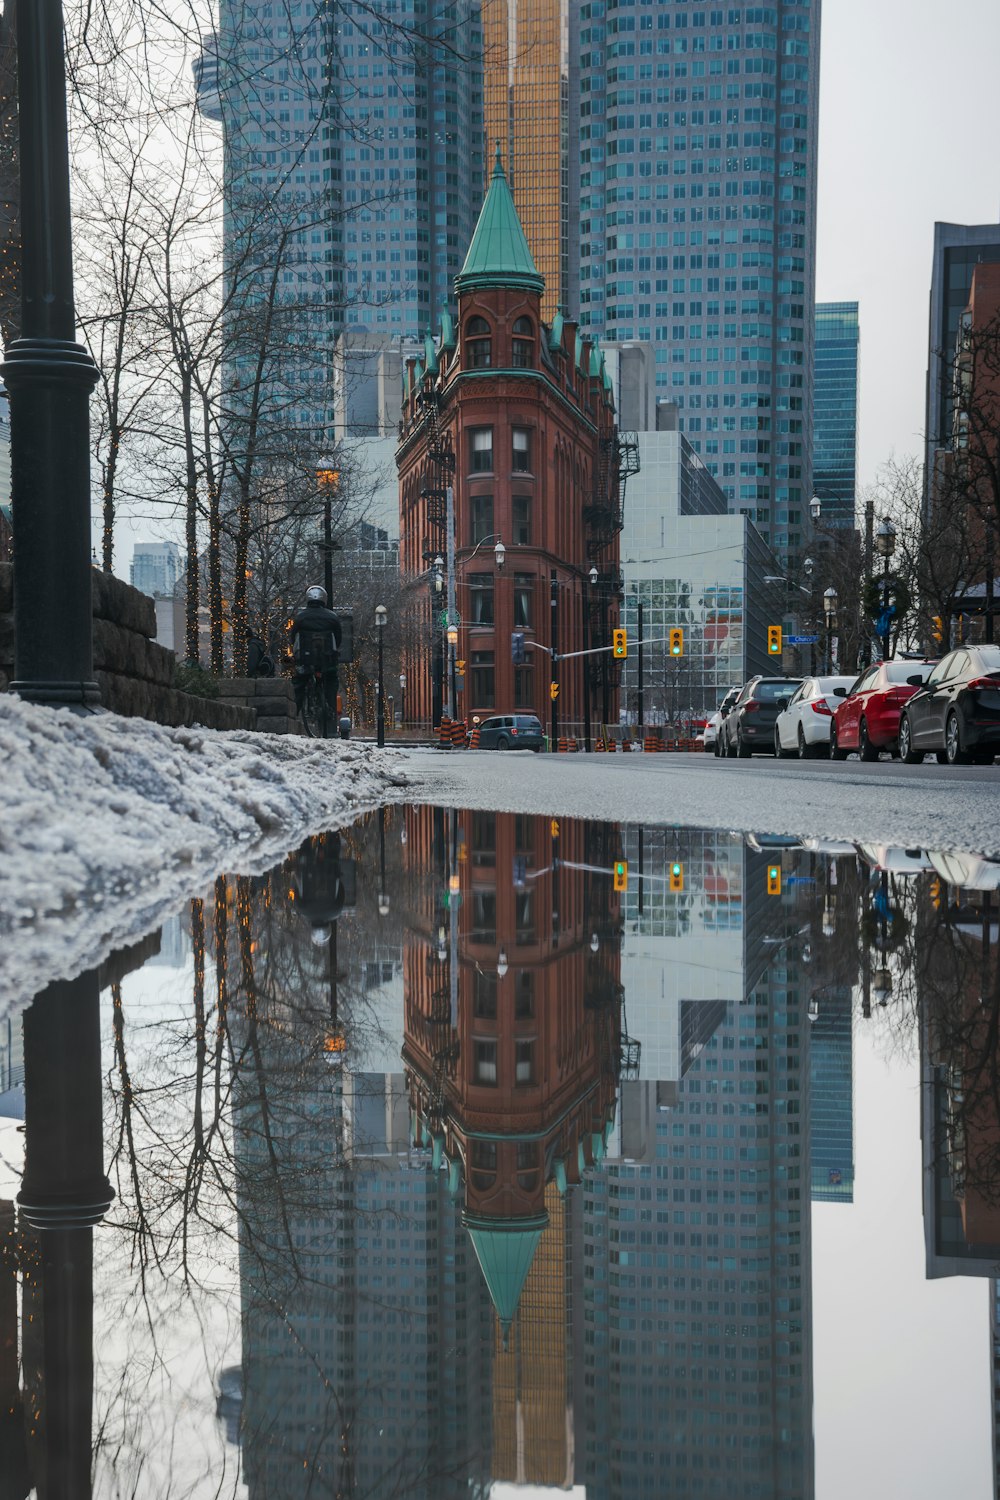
left=717, top=676, right=801, bottom=758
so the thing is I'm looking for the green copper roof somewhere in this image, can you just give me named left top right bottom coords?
left=589, top=344, right=602, bottom=379
left=440, top=306, right=456, bottom=351
left=574, top=328, right=584, bottom=372
left=424, top=329, right=439, bottom=376
left=455, top=144, right=545, bottom=298
left=548, top=306, right=565, bottom=352
left=464, top=1211, right=548, bottom=1329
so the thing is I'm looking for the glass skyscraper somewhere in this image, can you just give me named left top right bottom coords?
left=570, top=0, right=821, bottom=556
left=812, top=301, right=858, bottom=530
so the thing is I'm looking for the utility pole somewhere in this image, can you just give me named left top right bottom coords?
left=550, top=569, right=559, bottom=749
left=446, top=485, right=457, bottom=720
left=637, top=601, right=645, bottom=738
left=582, top=575, right=592, bottom=752
left=863, top=499, right=874, bottom=667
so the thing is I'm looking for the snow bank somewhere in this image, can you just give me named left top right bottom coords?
left=0, top=696, right=409, bottom=1017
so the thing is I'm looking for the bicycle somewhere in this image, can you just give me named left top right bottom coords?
left=299, top=668, right=335, bottom=739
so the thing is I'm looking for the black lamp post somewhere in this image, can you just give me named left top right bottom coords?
left=4, top=0, right=102, bottom=708
left=875, top=516, right=896, bottom=662
left=823, top=587, right=838, bottom=674
left=399, top=671, right=406, bottom=727
left=375, top=603, right=387, bottom=747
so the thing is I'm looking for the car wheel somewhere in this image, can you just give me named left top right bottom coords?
left=797, top=725, right=813, bottom=760
left=737, top=730, right=751, bottom=758
left=726, top=731, right=737, bottom=758
left=829, top=723, right=848, bottom=762
left=774, top=728, right=793, bottom=759
left=496, top=736, right=510, bottom=751
left=945, top=711, right=970, bottom=766
left=898, top=714, right=922, bottom=765
left=858, top=717, right=879, bottom=763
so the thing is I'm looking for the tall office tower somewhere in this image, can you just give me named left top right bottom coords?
left=129, top=540, right=182, bottom=599
left=812, top=302, right=859, bottom=530
left=208, top=0, right=484, bottom=458
left=482, top=0, right=569, bottom=322
left=571, top=1, right=822, bottom=556
left=924, top=222, right=1000, bottom=495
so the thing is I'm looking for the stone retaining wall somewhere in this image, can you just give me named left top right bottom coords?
left=217, top=675, right=303, bottom=735
left=0, top=563, right=255, bottom=732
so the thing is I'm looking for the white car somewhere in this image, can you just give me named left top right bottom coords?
left=703, top=688, right=740, bottom=752
left=773, top=675, right=856, bottom=759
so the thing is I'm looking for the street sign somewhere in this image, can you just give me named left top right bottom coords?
left=785, top=634, right=818, bottom=645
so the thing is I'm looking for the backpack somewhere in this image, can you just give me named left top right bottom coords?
left=298, top=627, right=336, bottom=671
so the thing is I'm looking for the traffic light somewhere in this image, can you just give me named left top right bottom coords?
left=669, top=860, right=684, bottom=893
left=511, top=630, right=526, bottom=664
left=550, top=818, right=560, bottom=840
left=767, top=624, right=782, bottom=656
left=669, top=627, right=684, bottom=657
left=613, top=859, right=628, bottom=892
left=550, top=680, right=560, bottom=700
left=931, top=616, right=943, bottom=644
left=612, top=628, right=628, bottom=659
left=767, top=864, right=781, bottom=896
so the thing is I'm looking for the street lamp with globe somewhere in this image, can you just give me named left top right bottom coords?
left=875, top=517, right=897, bottom=660
left=375, top=604, right=387, bottom=747
left=823, top=587, right=838, bottom=673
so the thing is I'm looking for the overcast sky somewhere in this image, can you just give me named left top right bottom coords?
left=816, top=0, right=1000, bottom=487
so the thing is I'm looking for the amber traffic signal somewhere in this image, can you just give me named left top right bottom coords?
left=669, top=627, right=684, bottom=657
left=612, top=628, right=628, bottom=659
left=613, top=859, right=628, bottom=892
left=767, top=624, right=782, bottom=655
left=549, top=680, right=560, bottom=700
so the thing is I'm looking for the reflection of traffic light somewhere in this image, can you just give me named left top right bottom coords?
left=767, top=864, right=781, bottom=896
left=613, top=859, right=628, bottom=892
left=511, top=630, right=526, bottom=664
left=612, top=628, right=628, bottom=659
left=550, top=818, right=560, bottom=839
left=767, top=624, right=782, bottom=655
left=669, top=627, right=684, bottom=657
left=931, top=616, right=943, bottom=644
left=669, top=860, right=684, bottom=892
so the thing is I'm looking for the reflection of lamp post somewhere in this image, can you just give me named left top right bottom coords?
left=810, top=495, right=822, bottom=524
left=496, top=947, right=509, bottom=979
left=378, top=806, right=389, bottom=916
left=399, top=672, right=406, bottom=727
left=823, top=587, right=838, bottom=674
left=375, top=604, right=387, bottom=747
left=875, top=516, right=896, bottom=661
left=872, top=966, right=893, bottom=1007
left=316, top=466, right=341, bottom=600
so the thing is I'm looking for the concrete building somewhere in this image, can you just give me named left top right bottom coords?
left=397, top=154, right=631, bottom=733
left=812, top=302, right=859, bottom=530
left=570, top=0, right=822, bottom=557
left=924, top=221, right=1000, bottom=495
left=130, top=541, right=182, bottom=600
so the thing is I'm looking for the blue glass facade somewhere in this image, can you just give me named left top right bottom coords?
left=812, top=301, right=858, bottom=530
left=569, top=0, right=821, bottom=557
left=808, top=983, right=854, bottom=1203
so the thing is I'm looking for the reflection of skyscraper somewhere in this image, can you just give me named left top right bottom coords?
left=809, top=985, right=854, bottom=1203
left=577, top=841, right=815, bottom=1499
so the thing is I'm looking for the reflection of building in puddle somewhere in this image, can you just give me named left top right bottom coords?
left=403, top=807, right=623, bottom=1486
left=920, top=886, right=1000, bottom=1276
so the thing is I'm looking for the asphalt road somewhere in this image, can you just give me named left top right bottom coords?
left=396, top=747, right=1000, bottom=857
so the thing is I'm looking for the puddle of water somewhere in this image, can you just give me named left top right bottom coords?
left=1, top=808, right=997, bottom=1498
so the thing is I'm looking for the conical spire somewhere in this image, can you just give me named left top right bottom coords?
left=464, top=1210, right=548, bottom=1331
left=455, top=144, right=545, bottom=298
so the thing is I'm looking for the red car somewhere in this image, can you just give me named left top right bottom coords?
left=830, top=660, right=935, bottom=761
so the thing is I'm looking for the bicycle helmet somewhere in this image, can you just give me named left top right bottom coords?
left=305, top=584, right=328, bottom=606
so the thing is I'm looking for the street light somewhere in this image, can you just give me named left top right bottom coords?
left=589, top=565, right=599, bottom=586
left=823, top=586, right=838, bottom=673
left=810, top=495, right=822, bottom=522
left=875, top=516, right=897, bottom=661
left=399, top=671, right=406, bottom=727
left=496, top=948, right=509, bottom=979
left=375, top=603, right=387, bottom=747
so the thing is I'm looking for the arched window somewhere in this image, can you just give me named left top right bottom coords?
left=512, top=315, right=534, bottom=368
left=466, top=316, right=492, bottom=368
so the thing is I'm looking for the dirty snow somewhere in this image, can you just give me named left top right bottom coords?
left=0, top=696, right=409, bottom=1018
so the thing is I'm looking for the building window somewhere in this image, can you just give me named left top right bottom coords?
left=473, top=889, right=497, bottom=944
left=515, top=890, right=535, bottom=946
left=512, top=428, right=532, bottom=472
left=511, top=316, right=534, bottom=369
left=469, top=573, right=494, bottom=624
left=466, top=314, right=492, bottom=367
left=512, top=495, right=532, bottom=544
left=514, top=665, right=534, bottom=709
left=515, top=1038, right=534, bottom=1083
left=514, top=573, right=534, bottom=628
left=471, top=1140, right=497, bottom=1187
left=474, top=970, right=498, bottom=1019
left=470, top=428, right=493, bottom=473
left=517, top=1141, right=539, bottom=1189
left=471, top=811, right=496, bottom=866
left=470, top=650, right=495, bottom=706
left=474, top=1039, right=498, bottom=1084
left=470, top=493, right=493, bottom=544
left=514, top=969, right=535, bottom=1018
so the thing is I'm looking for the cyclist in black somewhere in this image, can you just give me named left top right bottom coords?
left=290, top=585, right=343, bottom=719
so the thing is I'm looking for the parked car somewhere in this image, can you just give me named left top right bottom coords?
left=717, top=676, right=802, bottom=758
left=703, top=687, right=741, bottom=752
left=829, top=659, right=936, bottom=761
left=773, top=675, right=855, bottom=759
left=476, top=713, right=545, bottom=751
left=897, top=645, right=1000, bottom=764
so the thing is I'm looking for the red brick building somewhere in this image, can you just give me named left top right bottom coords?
left=397, top=149, right=631, bottom=739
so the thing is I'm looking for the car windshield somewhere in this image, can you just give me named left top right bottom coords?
left=753, top=680, right=800, bottom=702
left=816, top=676, right=853, bottom=694
left=884, top=662, right=930, bottom=684
left=515, top=716, right=541, bottom=729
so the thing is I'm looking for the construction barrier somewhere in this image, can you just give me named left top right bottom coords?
left=621, top=737, right=633, bottom=752
left=468, top=725, right=481, bottom=749
left=438, top=716, right=453, bottom=748
left=557, top=737, right=580, bottom=753
left=449, top=719, right=467, bottom=748
left=643, top=734, right=664, bottom=753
